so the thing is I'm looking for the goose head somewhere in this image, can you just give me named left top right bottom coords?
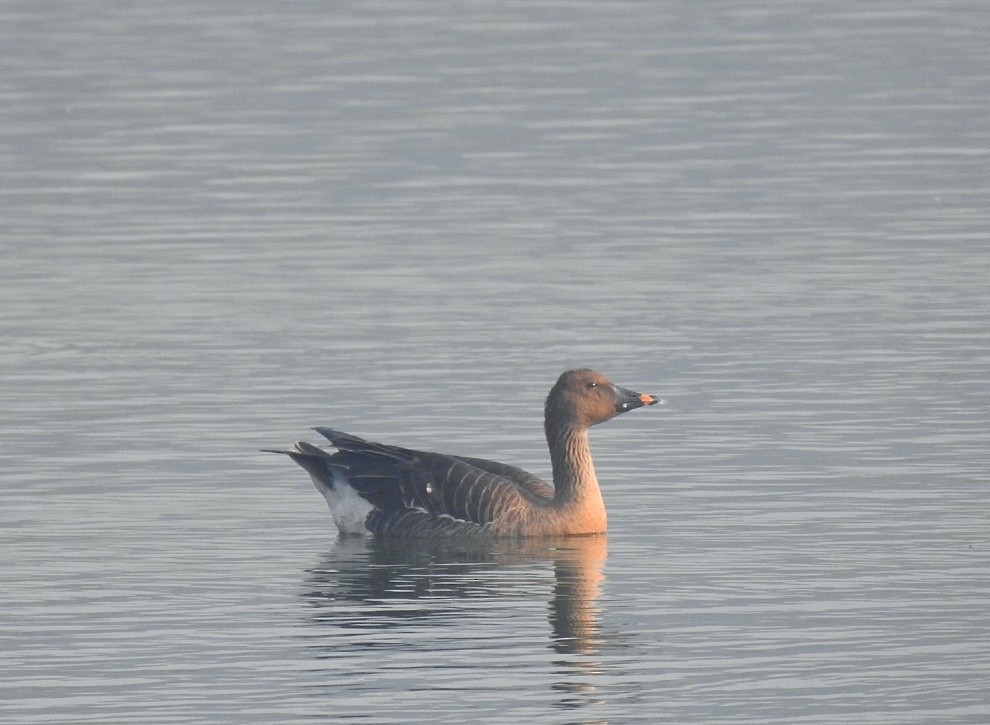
left=545, top=368, right=659, bottom=431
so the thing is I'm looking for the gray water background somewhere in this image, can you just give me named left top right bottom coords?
left=2, top=2, right=988, bottom=723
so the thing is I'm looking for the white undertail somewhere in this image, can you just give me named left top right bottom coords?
left=304, top=463, right=373, bottom=536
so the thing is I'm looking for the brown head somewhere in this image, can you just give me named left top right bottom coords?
left=544, top=368, right=659, bottom=432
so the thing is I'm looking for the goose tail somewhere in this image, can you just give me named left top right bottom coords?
left=265, top=441, right=372, bottom=535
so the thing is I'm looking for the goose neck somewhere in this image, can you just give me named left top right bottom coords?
left=546, top=424, right=598, bottom=503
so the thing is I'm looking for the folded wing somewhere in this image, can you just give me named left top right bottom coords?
left=309, top=428, right=550, bottom=537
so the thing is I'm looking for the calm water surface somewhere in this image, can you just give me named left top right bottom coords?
left=2, top=2, right=988, bottom=723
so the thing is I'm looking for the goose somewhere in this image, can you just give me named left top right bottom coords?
left=268, top=369, right=659, bottom=539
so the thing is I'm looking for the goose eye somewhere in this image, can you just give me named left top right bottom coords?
left=586, top=382, right=598, bottom=389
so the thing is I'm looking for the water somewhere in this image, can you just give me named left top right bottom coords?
left=2, top=2, right=988, bottom=722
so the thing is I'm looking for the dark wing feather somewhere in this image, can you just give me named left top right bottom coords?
left=311, top=428, right=542, bottom=536
left=310, top=428, right=434, bottom=512
left=450, top=455, right=554, bottom=500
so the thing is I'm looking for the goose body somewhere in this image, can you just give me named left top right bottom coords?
left=270, top=369, right=658, bottom=539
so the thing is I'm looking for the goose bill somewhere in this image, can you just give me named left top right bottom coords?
left=613, top=386, right=659, bottom=412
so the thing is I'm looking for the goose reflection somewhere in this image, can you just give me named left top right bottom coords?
left=302, top=536, right=607, bottom=655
